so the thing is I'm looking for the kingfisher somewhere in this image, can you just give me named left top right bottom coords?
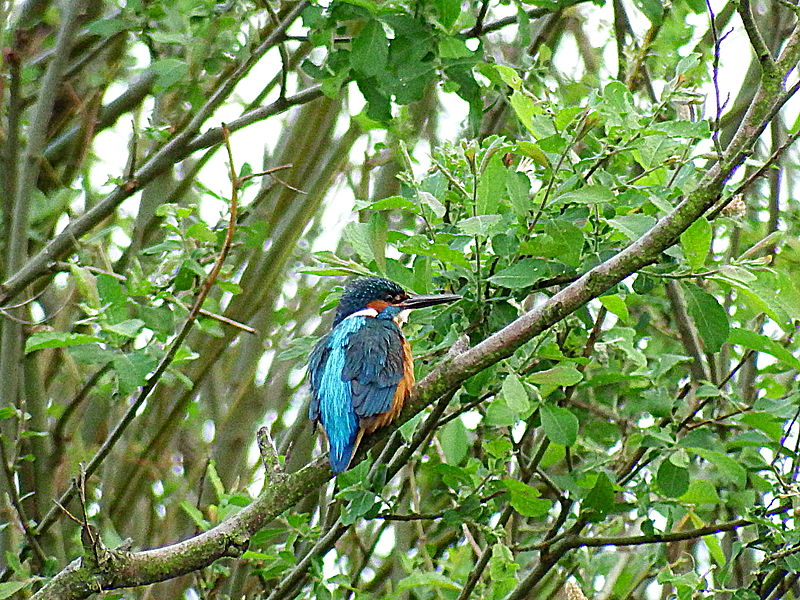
left=308, top=277, right=460, bottom=473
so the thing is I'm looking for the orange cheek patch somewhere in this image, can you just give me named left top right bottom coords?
left=367, top=300, right=389, bottom=311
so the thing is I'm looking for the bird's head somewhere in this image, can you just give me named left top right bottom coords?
left=332, top=277, right=460, bottom=326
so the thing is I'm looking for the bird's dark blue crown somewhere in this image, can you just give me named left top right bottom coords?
left=333, top=277, right=407, bottom=326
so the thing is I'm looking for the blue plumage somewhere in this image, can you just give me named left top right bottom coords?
left=309, top=315, right=404, bottom=472
left=308, top=277, right=460, bottom=473
left=309, top=316, right=365, bottom=472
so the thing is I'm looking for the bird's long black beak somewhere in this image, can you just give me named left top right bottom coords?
left=399, top=293, right=461, bottom=309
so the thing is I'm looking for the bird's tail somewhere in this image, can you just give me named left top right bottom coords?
left=327, top=415, right=362, bottom=473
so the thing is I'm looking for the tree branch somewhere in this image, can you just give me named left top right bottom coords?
left=738, top=0, right=777, bottom=74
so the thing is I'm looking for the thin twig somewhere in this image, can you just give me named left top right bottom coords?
left=264, top=2, right=291, bottom=100
left=516, top=503, right=790, bottom=552
left=469, top=0, right=491, bottom=37
left=0, top=438, right=47, bottom=566
left=706, top=0, right=727, bottom=161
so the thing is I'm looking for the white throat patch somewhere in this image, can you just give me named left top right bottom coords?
left=345, top=308, right=379, bottom=319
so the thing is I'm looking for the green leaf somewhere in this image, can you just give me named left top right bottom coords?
left=683, top=283, right=729, bottom=353
left=695, top=383, right=720, bottom=397
left=152, top=57, right=189, bottom=89
left=506, top=171, right=532, bottom=217
left=653, top=120, right=710, bottom=139
left=68, top=343, right=115, bottom=364
left=96, top=274, right=129, bottom=323
left=0, top=581, right=30, bottom=600
left=86, top=17, right=128, bottom=36
left=554, top=106, right=585, bottom=130
left=351, top=20, right=388, bottom=77
left=336, top=459, right=371, bottom=489
left=502, top=374, right=530, bottom=413
left=516, top=141, right=550, bottom=169
left=367, top=212, right=387, bottom=271
left=488, top=259, right=549, bottom=288
left=485, top=399, right=518, bottom=427
left=217, top=280, right=242, bottom=294
left=340, top=489, right=378, bottom=525
left=70, top=264, right=100, bottom=309
left=103, top=318, right=145, bottom=338
left=356, top=195, right=421, bottom=213
left=343, top=222, right=376, bottom=266
left=397, top=240, right=471, bottom=268
left=207, top=461, right=225, bottom=501
left=112, top=350, right=157, bottom=396
left=417, top=191, right=446, bottom=219
left=728, top=327, right=800, bottom=370
left=440, top=418, right=468, bottom=465
left=456, top=215, right=502, bottom=236
left=703, top=533, right=726, bottom=568
left=539, top=404, right=579, bottom=446
left=554, top=185, right=613, bottom=206
left=634, top=0, right=664, bottom=24
left=493, top=65, right=521, bottom=90
left=397, top=572, right=461, bottom=592
left=599, top=294, right=629, bottom=324
left=180, top=501, right=210, bottom=530
left=680, top=217, right=711, bottom=270
left=25, top=332, right=102, bottom=354
left=502, top=479, right=552, bottom=517
left=738, top=412, right=783, bottom=442
left=433, top=0, right=461, bottom=28
left=304, top=250, right=373, bottom=277
left=186, top=222, right=216, bottom=243
left=510, top=91, right=542, bottom=135
left=582, top=472, right=615, bottom=517
left=477, top=153, right=507, bottom=215
left=489, top=543, right=519, bottom=597
left=485, top=375, right=533, bottom=426
left=438, top=36, right=472, bottom=58
left=242, top=550, right=276, bottom=560
left=657, top=459, right=689, bottom=497
left=529, top=364, right=583, bottom=386
left=686, top=447, right=747, bottom=487
left=544, top=219, right=584, bottom=268
left=483, top=435, right=513, bottom=459
left=607, top=214, right=657, bottom=240
left=679, top=480, right=720, bottom=505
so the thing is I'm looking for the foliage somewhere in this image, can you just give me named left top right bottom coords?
left=1, top=0, right=800, bottom=599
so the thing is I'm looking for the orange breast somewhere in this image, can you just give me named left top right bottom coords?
left=362, top=337, right=414, bottom=434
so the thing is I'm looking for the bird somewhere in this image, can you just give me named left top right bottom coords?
left=308, top=276, right=460, bottom=473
